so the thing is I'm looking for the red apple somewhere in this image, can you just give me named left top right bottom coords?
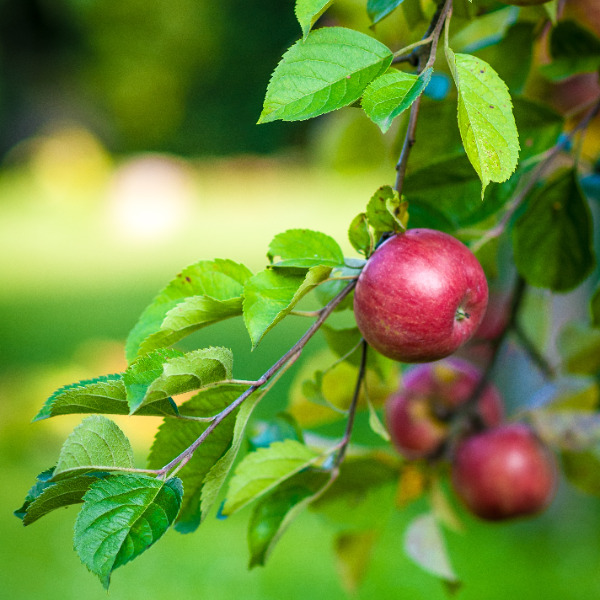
left=451, top=423, right=558, bottom=521
left=386, top=358, right=503, bottom=459
left=353, top=230, right=488, bottom=363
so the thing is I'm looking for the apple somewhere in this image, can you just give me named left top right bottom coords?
left=451, top=423, right=558, bottom=521
left=353, top=229, right=488, bottom=363
left=385, top=358, right=503, bottom=459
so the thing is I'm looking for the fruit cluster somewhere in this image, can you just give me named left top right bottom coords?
left=353, top=230, right=557, bottom=521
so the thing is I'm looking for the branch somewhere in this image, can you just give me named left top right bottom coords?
left=394, top=0, right=453, bottom=195
left=157, top=278, right=357, bottom=478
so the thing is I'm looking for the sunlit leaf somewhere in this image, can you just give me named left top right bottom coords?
left=367, top=0, right=405, bottom=24
left=295, top=0, right=335, bottom=38
left=362, top=68, right=432, bottom=133
left=53, top=416, right=135, bottom=480
left=348, top=213, right=373, bottom=256
left=259, top=27, right=393, bottom=123
left=445, top=49, right=519, bottom=198
left=267, top=229, right=344, bottom=268
left=74, top=475, right=182, bottom=588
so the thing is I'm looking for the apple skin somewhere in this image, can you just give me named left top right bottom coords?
left=451, top=423, right=558, bottom=521
left=386, top=358, right=503, bottom=459
left=353, top=230, right=488, bottom=363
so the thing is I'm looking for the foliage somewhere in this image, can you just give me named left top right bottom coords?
left=15, top=0, right=600, bottom=593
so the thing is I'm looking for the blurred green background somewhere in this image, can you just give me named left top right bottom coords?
left=2, top=0, right=600, bottom=598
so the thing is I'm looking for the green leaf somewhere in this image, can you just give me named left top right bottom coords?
left=249, top=412, right=305, bottom=451
left=53, top=416, right=135, bottom=480
left=445, top=49, right=519, bottom=198
left=513, top=169, right=596, bottom=292
left=334, top=530, right=378, bottom=593
left=562, top=448, right=600, bottom=497
left=14, top=468, right=55, bottom=520
left=125, top=259, right=251, bottom=362
left=21, top=476, right=100, bottom=526
left=223, top=439, right=324, bottom=516
left=366, top=185, right=408, bottom=236
left=348, top=213, right=373, bottom=256
left=248, top=468, right=331, bottom=567
left=362, top=68, right=432, bottom=133
left=200, top=391, right=264, bottom=520
left=258, top=27, right=393, bottom=124
left=74, top=475, right=182, bottom=588
left=267, top=229, right=344, bottom=268
left=558, top=322, right=600, bottom=375
left=34, top=374, right=178, bottom=421
left=295, top=0, right=335, bottom=38
left=541, top=20, right=600, bottom=82
left=313, top=261, right=363, bottom=309
left=367, top=0, right=405, bottom=25
left=591, top=285, right=600, bottom=328
left=243, top=266, right=331, bottom=348
left=125, top=347, right=233, bottom=414
left=404, top=513, right=459, bottom=584
left=147, top=384, right=246, bottom=533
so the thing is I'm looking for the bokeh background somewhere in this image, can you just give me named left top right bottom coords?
left=2, top=1, right=600, bottom=598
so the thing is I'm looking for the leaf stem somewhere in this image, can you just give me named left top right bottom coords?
left=157, top=279, right=357, bottom=478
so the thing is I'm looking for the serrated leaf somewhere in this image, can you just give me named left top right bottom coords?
left=14, top=467, right=55, bottom=520
left=295, top=0, right=335, bottom=38
left=53, top=416, right=135, bottom=480
left=348, top=213, right=373, bottom=256
left=267, top=229, right=344, bottom=268
left=513, top=169, right=596, bottom=292
left=22, top=475, right=100, bottom=525
left=147, top=384, right=246, bottom=533
left=558, top=322, right=600, bottom=375
left=404, top=513, right=458, bottom=584
left=362, top=68, right=432, bottom=133
left=445, top=49, right=519, bottom=198
left=223, top=439, right=324, bottom=516
left=258, top=27, right=393, bottom=123
left=34, top=374, right=177, bottom=421
left=541, top=20, right=600, bottom=82
left=248, top=468, right=331, bottom=568
left=125, top=259, right=251, bottom=362
left=74, top=474, right=182, bottom=588
left=243, top=266, right=331, bottom=348
left=367, top=0, right=405, bottom=25
left=334, top=530, right=378, bottom=593
left=366, top=185, right=408, bottom=236
left=125, top=347, right=233, bottom=414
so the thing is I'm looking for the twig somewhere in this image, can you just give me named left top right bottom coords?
left=157, top=278, right=357, bottom=478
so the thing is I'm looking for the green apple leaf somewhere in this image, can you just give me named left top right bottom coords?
left=558, top=322, right=600, bottom=376
left=267, top=229, right=344, bottom=268
left=243, top=266, right=331, bottom=348
left=404, top=512, right=459, bottom=585
left=334, top=530, right=378, bottom=593
left=295, top=0, right=335, bottom=38
left=74, top=475, right=182, bottom=588
left=21, top=475, right=100, bottom=526
left=367, top=0, right=405, bottom=25
left=513, top=169, right=596, bottom=292
left=125, top=347, right=232, bottom=414
left=445, top=48, right=519, bottom=199
left=366, top=185, right=408, bottom=235
left=540, top=20, right=600, bottom=82
left=258, top=27, right=393, bottom=123
left=53, top=416, right=135, bottom=480
left=248, top=468, right=331, bottom=567
left=362, top=68, right=432, bottom=133
left=591, top=285, right=600, bottom=328
left=147, top=384, right=246, bottom=533
left=348, top=212, right=373, bottom=256
left=125, top=259, right=251, bottom=362
left=14, top=468, right=56, bottom=521
left=34, top=374, right=178, bottom=421
left=223, top=439, right=325, bottom=516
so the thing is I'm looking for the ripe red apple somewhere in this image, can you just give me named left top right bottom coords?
left=353, top=229, right=488, bottom=363
left=451, top=423, right=558, bottom=521
left=386, top=358, right=503, bottom=459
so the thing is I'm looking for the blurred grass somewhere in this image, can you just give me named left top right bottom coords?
left=2, top=145, right=600, bottom=599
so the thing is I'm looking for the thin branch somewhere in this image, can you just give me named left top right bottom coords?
left=157, top=279, right=357, bottom=478
left=394, top=0, right=453, bottom=195
left=513, top=323, right=556, bottom=379
left=333, top=340, right=368, bottom=468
